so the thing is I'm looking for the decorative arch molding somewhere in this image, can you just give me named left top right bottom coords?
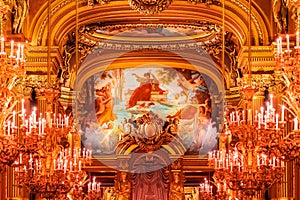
left=29, top=0, right=77, bottom=46
left=29, top=0, right=271, bottom=48
left=227, top=0, right=271, bottom=45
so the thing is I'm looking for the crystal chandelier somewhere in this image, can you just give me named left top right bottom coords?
left=207, top=0, right=286, bottom=196
left=273, top=33, right=300, bottom=161
left=13, top=99, right=91, bottom=198
left=20, top=107, right=71, bottom=154
left=0, top=0, right=26, bottom=168
left=9, top=88, right=94, bottom=199
left=0, top=39, right=26, bottom=166
left=209, top=146, right=285, bottom=197
left=15, top=146, right=92, bottom=199
left=208, top=87, right=286, bottom=198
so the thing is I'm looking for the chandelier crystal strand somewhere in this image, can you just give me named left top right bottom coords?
left=199, top=178, right=214, bottom=200
left=84, top=177, right=102, bottom=200
left=274, top=32, right=300, bottom=161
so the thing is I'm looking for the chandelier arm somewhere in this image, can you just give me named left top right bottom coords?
left=281, top=96, right=298, bottom=117
left=282, top=73, right=291, bottom=87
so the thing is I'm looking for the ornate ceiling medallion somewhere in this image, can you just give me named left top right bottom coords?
left=128, top=0, right=172, bottom=15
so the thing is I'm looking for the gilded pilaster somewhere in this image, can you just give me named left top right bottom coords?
left=169, top=159, right=185, bottom=200
left=114, top=171, right=131, bottom=200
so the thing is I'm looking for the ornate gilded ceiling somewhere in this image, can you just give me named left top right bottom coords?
left=28, top=0, right=271, bottom=48
left=20, top=0, right=278, bottom=106
left=18, top=0, right=275, bottom=102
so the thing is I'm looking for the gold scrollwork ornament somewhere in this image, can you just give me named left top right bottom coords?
left=95, top=0, right=111, bottom=5
left=128, top=0, right=172, bottom=15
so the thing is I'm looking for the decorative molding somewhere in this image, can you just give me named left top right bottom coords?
left=87, top=0, right=220, bottom=15
left=37, top=0, right=86, bottom=46
left=187, top=0, right=220, bottom=6
left=128, top=0, right=172, bottom=15
left=230, top=0, right=263, bottom=44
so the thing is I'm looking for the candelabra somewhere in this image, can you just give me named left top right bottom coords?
left=70, top=177, right=102, bottom=200
left=84, top=177, right=102, bottom=200
left=199, top=178, right=214, bottom=200
left=273, top=33, right=300, bottom=161
left=199, top=178, right=230, bottom=200
left=2, top=101, right=72, bottom=168
left=209, top=123, right=285, bottom=197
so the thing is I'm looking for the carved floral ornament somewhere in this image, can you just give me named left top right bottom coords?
left=88, top=0, right=220, bottom=15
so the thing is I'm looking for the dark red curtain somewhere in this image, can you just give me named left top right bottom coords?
left=132, top=168, right=169, bottom=200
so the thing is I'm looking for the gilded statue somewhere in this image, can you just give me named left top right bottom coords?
left=273, top=0, right=288, bottom=34
left=11, top=0, right=28, bottom=34
left=115, top=172, right=131, bottom=200
left=169, top=172, right=184, bottom=200
left=103, top=187, right=115, bottom=200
